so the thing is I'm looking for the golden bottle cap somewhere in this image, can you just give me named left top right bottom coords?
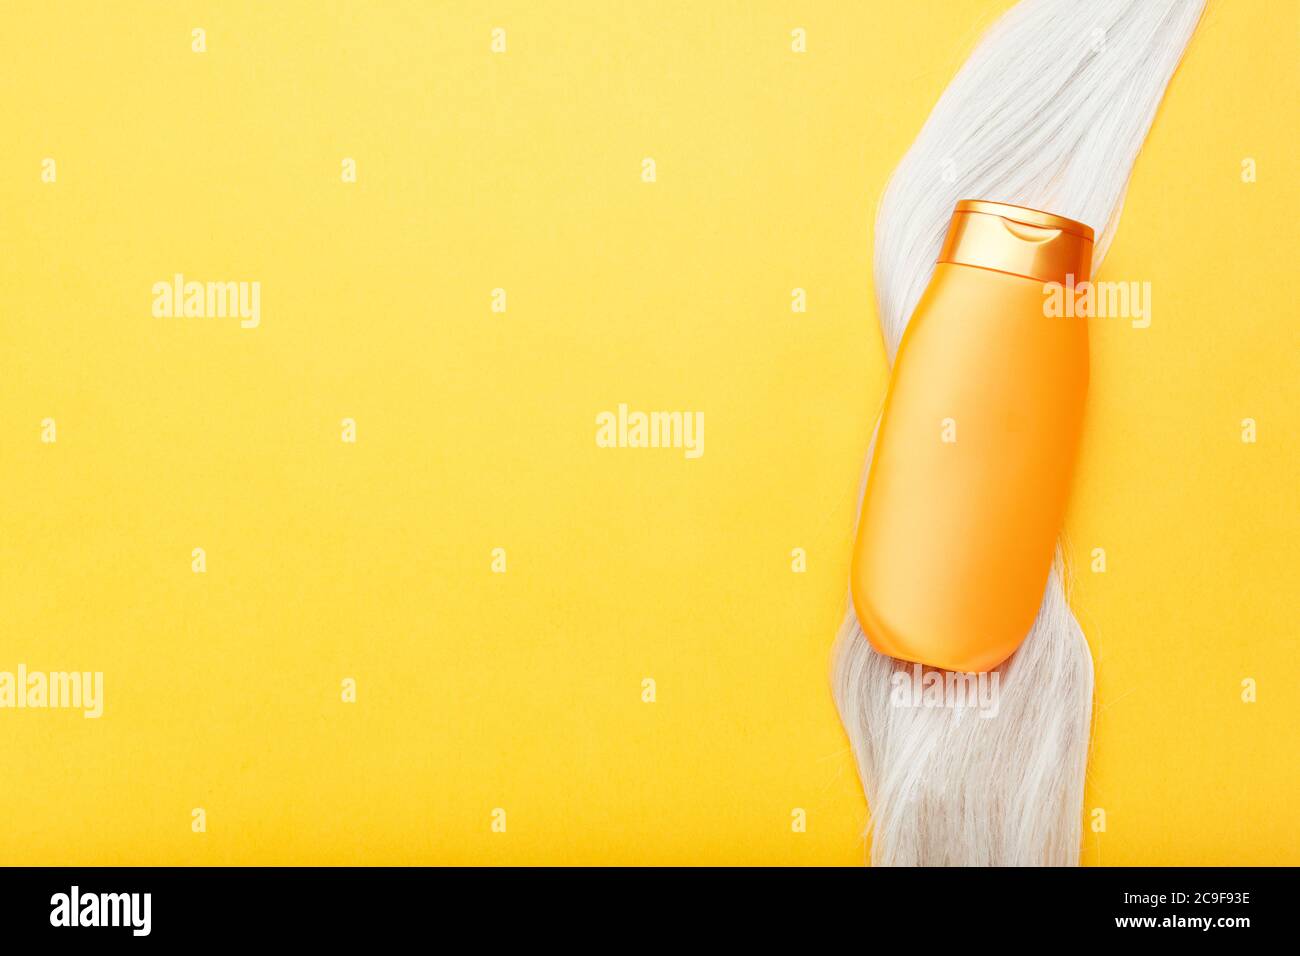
left=938, top=199, right=1095, bottom=284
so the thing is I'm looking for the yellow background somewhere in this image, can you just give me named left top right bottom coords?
left=1, top=0, right=1295, bottom=865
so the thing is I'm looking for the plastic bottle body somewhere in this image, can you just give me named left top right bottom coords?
left=850, top=259, right=1089, bottom=673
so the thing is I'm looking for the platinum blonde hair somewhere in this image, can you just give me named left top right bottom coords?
left=834, top=0, right=1205, bottom=866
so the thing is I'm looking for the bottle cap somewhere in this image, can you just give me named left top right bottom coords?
left=939, top=200, right=1094, bottom=284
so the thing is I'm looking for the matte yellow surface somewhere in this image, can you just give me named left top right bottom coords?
left=0, top=1, right=1295, bottom=865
